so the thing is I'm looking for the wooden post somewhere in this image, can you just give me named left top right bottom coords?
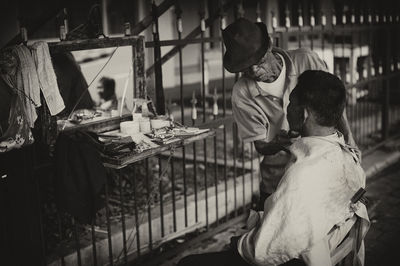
left=152, top=2, right=166, bottom=115
left=134, top=36, right=146, bottom=99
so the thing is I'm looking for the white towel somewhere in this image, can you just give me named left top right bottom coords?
left=31, top=41, right=65, bottom=116
left=13, top=45, right=41, bottom=128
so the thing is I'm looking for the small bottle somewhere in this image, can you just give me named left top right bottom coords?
left=124, top=22, right=131, bottom=36
left=59, top=25, right=66, bottom=40
left=131, top=101, right=142, bottom=121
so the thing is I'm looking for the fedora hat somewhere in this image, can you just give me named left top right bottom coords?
left=222, top=18, right=271, bottom=73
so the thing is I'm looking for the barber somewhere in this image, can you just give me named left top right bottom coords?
left=222, top=18, right=355, bottom=208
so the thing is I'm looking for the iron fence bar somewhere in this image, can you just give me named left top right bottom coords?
left=213, top=112, right=219, bottom=225
left=349, top=8, right=356, bottom=146
left=375, top=12, right=381, bottom=139
left=104, top=179, right=114, bottom=266
left=118, top=169, right=128, bottom=265
left=171, top=156, right=177, bottom=232
left=341, top=6, right=346, bottom=85
left=382, top=26, right=391, bottom=140
left=250, top=144, right=254, bottom=198
left=232, top=0, right=241, bottom=218
left=71, top=217, right=82, bottom=266
left=331, top=9, right=338, bottom=126
left=396, top=21, right=400, bottom=122
left=233, top=122, right=238, bottom=217
left=310, top=5, right=315, bottom=50
left=358, top=15, right=371, bottom=143
left=192, top=117, right=198, bottom=223
left=220, top=12, right=229, bottom=222
left=145, top=158, right=153, bottom=250
left=363, top=10, right=371, bottom=146
left=358, top=12, right=365, bottom=145
left=223, top=125, right=228, bottom=222
left=357, top=23, right=363, bottom=146
left=175, top=1, right=188, bottom=227
left=367, top=12, right=373, bottom=145
left=241, top=141, right=245, bottom=213
left=131, top=166, right=141, bottom=257
left=321, top=11, right=326, bottom=52
left=298, top=4, right=302, bottom=48
left=158, top=157, right=165, bottom=237
left=199, top=1, right=209, bottom=229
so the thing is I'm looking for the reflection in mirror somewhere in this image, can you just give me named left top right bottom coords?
left=53, top=46, right=134, bottom=129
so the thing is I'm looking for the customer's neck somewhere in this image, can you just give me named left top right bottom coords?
left=303, top=124, right=337, bottom=137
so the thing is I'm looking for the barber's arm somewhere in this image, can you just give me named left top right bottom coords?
left=337, top=108, right=357, bottom=147
left=254, top=131, right=292, bottom=156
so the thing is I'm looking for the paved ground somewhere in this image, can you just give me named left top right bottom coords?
left=365, top=161, right=400, bottom=266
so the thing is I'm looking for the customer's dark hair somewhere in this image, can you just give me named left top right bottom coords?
left=296, top=70, right=346, bottom=127
left=99, top=77, right=115, bottom=101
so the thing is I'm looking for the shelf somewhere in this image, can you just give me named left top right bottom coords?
left=58, top=114, right=133, bottom=134
left=103, top=129, right=215, bottom=169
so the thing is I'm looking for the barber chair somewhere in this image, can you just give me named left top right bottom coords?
left=330, top=216, right=363, bottom=266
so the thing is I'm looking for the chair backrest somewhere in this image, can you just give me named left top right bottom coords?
left=330, top=216, right=361, bottom=266
left=330, top=235, right=354, bottom=265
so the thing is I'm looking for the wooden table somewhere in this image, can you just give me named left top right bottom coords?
left=102, top=129, right=215, bottom=169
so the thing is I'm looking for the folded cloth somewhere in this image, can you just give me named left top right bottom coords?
left=12, top=45, right=41, bottom=128
left=31, top=41, right=65, bottom=116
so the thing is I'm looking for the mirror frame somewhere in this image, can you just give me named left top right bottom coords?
left=46, top=35, right=146, bottom=134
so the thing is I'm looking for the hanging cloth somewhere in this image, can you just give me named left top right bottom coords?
left=31, top=41, right=65, bottom=116
left=0, top=92, right=35, bottom=152
left=12, top=45, right=41, bottom=128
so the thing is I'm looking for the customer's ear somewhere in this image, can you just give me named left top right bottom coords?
left=304, top=108, right=309, bottom=121
left=267, top=44, right=273, bottom=53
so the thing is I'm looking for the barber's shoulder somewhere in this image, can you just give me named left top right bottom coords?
left=287, top=48, right=326, bottom=71
left=288, top=48, right=319, bottom=60
left=232, top=77, right=252, bottom=100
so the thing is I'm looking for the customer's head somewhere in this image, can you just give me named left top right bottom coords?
left=222, top=18, right=271, bottom=75
left=97, top=77, right=115, bottom=101
left=287, top=70, right=346, bottom=134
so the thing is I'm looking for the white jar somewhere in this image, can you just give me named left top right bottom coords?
left=120, top=121, right=140, bottom=135
left=139, top=117, right=151, bottom=133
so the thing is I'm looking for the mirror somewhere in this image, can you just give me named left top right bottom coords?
left=48, top=36, right=145, bottom=132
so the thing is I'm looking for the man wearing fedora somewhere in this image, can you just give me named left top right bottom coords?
left=221, top=18, right=355, bottom=208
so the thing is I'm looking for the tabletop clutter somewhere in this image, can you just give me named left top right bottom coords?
left=103, top=107, right=210, bottom=158
left=98, top=113, right=209, bottom=157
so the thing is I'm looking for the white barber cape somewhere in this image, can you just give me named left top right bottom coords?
left=238, top=133, right=370, bottom=266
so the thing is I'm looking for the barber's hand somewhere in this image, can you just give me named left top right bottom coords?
left=274, top=131, right=293, bottom=147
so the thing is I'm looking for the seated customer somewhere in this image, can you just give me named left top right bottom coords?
left=178, top=70, right=369, bottom=266
left=97, top=76, right=117, bottom=111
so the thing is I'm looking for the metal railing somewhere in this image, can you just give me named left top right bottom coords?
left=23, top=0, right=400, bottom=265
